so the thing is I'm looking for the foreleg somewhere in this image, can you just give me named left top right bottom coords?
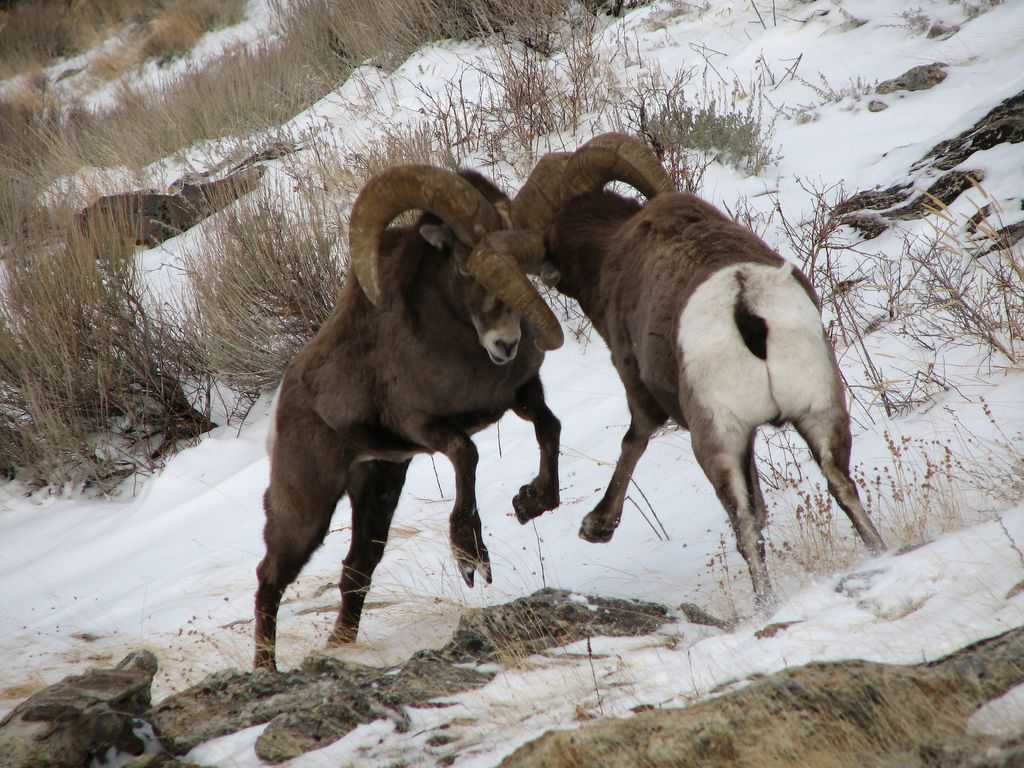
left=511, top=376, right=562, bottom=523
left=406, top=418, right=491, bottom=588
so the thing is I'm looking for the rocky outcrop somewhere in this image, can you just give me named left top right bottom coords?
left=837, top=88, right=1024, bottom=245
left=76, top=165, right=266, bottom=247
left=0, top=650, right=159, bottom=768
left=500, top=625, right=1024, bottom=768
left=0, top=589, right=669, bottom=766
left=150, top=588, right=670, bottom=763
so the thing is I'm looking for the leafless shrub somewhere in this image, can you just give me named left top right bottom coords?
left=419, top=5, right=606, bottom=168
left=769, top=179, right=921, bottom=420
left=610, top=67, right=777, bottom=188
left=0, top=217, right=213, bottom=490
left=900, top=193, right=1024, bottom=366
left=184, top=185, right=345, bottom=402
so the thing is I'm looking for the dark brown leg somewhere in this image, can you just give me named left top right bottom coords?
left=579, top=407, right=664, bottom=543
left=255, top=475, right=345, bottom=671
left=511, top=376, right=562, bottom=523
left=794, top=413, right=886, bottom=554
left=405, top=418, right=490, bottom=588
left=329, top=459, right=410, bottom=645
left=746, top=434, right=768, bottom=564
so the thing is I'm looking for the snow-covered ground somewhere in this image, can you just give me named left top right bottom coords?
left=3, top=1, right=1024, bottom=765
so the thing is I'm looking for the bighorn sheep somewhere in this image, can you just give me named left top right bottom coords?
left=255, top=165, right=564, bottom=670
left=503, top=133, right=885, bottom=607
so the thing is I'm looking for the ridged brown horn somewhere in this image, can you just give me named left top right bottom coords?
left=509, top=151, right=572, bottom=232
left=349, top=165, right=504, bottom=304
left=563, top=132, right=674, bottom=202
left=466, top=230, right=564, bottom=351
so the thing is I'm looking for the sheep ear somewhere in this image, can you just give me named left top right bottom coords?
left=540, top=260, right=562, bottom=288
left=419, top=222, right=454, bottom=251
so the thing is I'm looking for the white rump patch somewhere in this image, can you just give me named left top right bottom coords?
left=678, top=263, right=837, bottom=430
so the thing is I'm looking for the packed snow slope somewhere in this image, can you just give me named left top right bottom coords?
left=3, top=0, right=1024, bottom=765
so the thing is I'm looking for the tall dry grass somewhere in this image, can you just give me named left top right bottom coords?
left=0, top=0, right=247, bottom=77
left=0, top=212, right=213, bottom=489
left=183, top=186, right=345, bottom=401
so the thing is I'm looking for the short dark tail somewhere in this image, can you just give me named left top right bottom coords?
left=734, top=275, right=768, bottom=360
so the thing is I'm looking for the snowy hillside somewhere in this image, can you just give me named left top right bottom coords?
left=3, top=0, right=1024, bottom=765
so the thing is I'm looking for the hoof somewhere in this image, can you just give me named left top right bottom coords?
left=453, top=541, right=492, bottom=589
left=513, top=483, right=558, bottom=524
left=752, top=588, right=778, bottom=615
left=578, top=517, right=616, bottom=544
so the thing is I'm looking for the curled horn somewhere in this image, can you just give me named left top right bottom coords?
left=349, top=165, right=563, bottom=350
left=349, top=165, right=503, bottom=305
left=467, top=230, right=564, bottom=351
left=509, top=151, right=572, bottom=232
left=562, top=132, right=674, bottom=202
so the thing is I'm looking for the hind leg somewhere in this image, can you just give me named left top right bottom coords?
left=255, top=467, right=347, bottom=671
left=794, top=412, right=886, bottom=554
left=690, top=414, right=775, bottom=608
left=746, top=433, right=768, bottom=564
left=329, top=459, right=411, bottom=645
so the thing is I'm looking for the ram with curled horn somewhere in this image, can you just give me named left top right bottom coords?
left=501, top=132, right=886, bottom=609
left=254, top=164, right=564, bottom=670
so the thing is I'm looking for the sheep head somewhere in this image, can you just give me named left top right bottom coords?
left=349, top=164, right=563, bottom=353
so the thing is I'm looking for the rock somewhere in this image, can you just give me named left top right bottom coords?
left=677, top=602, right=734, bottom=631
left=76, top=164, right=266, bottom=247
left=440, top=589, right=669, bottom=664
left=885, top=169, right=985, bottom=220
left=927, top=21, right=959, bottom=39
left=918, top=89, right=1024, bottom=171
left=148, top=666, right=316, bottom=755
left=150, top=589, right=671, bottom=763
left=868, top=99, right=888, bottom=112
left=0, top=650, right=158, bottom=768
left=832, top=183, right=914, bottom=219
left=876, top=63, right=948, bottom=94
left=499, top=625, right=1024, bottom=768
left=838, top=212, right=889, bottom=240
left=121, top=755, right=205, bottom=768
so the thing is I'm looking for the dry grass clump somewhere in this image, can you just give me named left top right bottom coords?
left=274, top=0, right=590, bottom=74
left=0, top=216, right=213, bottom=490
left=141, top=0, right=248, bottom=64
left=0, top=0, right=247, bottom=77
left=185, top=122, right=460, bottom=402
left=184, top=186, right=345, bottom=400
left=0, top=0, right=90, bottom=77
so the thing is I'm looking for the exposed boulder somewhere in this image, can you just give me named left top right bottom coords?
left=500, top=625, right=1024, bottom=768
left=0, top=650, right=158, bottom=768
left=876, top=63, right=948, bottom=94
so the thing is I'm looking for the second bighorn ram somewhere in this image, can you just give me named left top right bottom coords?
left=503, top=133, right=885, bottom=607
left=255, top=166, right=564, bottom=670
